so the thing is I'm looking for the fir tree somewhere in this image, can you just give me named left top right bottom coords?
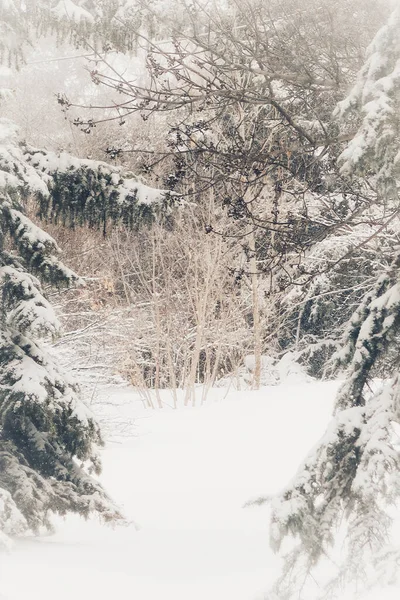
left=0, top=0, right=174, bottom=541
left=269, top=6, right=400, bottom=597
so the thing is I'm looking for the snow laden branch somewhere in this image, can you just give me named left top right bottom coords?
left=270, top=259, right=400, bottom=597
left=0, top=118, right=79, bottom=287
left=24, top=147, right=176, bottom=231
left=335, top=5, right=400, bottom=202
left=0, top=333, right=122, bottom=541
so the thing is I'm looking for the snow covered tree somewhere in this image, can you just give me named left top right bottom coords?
left=0, top=76, right=171, bottom=547
left=269, top=6, right=400, bottom=597
left=0, top=0, right=174, bottom=543
left=336, top=6, right=400, bottom=203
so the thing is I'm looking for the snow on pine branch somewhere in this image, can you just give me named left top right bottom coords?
left=24, top=147, right=177, bottom=229
left=269, top=389, right=399, bottom=597
left=0, top=118, right=49, bottom=196
left=0, top=117, right=80, bottom=289
left=333, top=267, right=400, bottom=409
left=0, top=329, right=123, bottom=533
left=0, top=488, right=27, bottom=550
left=1, top=266, right=60, bottom=338
left=1, top=201, right=81, bottom=287
left=0, top=330, right=94, bottom=435
left=269, top=253, right=400, bottom=597
left=335, top=6, right=400, bottom=199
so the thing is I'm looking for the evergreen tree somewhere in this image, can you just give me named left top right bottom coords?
left=0, top=0, right=174, bottom=544
left=269, top=6, right=400, bottom=597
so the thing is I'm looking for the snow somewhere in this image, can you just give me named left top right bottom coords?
left=2, top=379, right=400, bottom=599
left=25, top=149, right=170, bottom=207
left=218, top=353, right=313, bottom=390
left=7, top=207, right=60, bottom=251
left=135, top=180, right=170, bottom=206
left=0, top=380, right=340, bottom=600
left=336, top=4, right=400, bottom=180
left=0, top=120, right=52, bottom=198
left=0, top=266, right=60, bottom=337
left=0, top=66, right=12, bottom=78
left=0, top=118, right=19, bottom=144
left=51, top=0, right=95, bottom=24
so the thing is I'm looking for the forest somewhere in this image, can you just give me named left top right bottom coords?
left=1, top=0, right=400, bottom=599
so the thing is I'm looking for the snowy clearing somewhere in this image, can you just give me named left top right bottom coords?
left=0, top=380, right=398, bottom=600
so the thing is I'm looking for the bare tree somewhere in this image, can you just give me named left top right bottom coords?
left=59, top=0, right=390, bottom=381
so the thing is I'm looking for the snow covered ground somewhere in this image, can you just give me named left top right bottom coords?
left=0, top=380, right=397, bottom=600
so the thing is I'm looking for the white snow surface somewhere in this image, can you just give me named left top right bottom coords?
left=0, top=381, right=399, bottom=600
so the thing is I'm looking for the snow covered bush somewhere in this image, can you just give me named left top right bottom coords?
left=216, top=353, right=313, bottom=390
